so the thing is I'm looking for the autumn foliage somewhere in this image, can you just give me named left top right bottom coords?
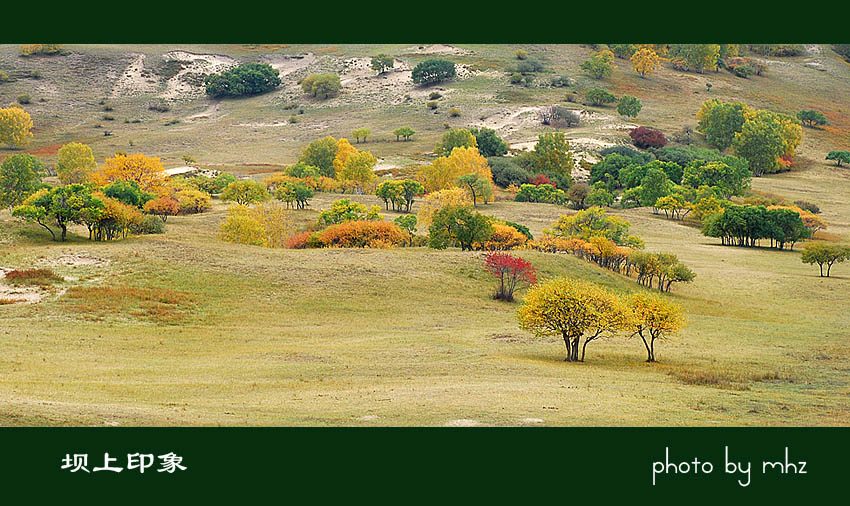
left=317, top=220, right=409, bottom=249
left=629, top=126, right=667, bottom=149
left=484, top=252, right=537, bottom=301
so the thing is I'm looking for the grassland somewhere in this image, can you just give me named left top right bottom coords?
left=1, top=44, right=849, bottom=426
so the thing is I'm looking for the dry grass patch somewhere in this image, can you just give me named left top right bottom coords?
left=666, top=365, right=795, bottom=391
left=3, top=268, right=64, bottom=287
left=62, top=285, right=196, bottom=324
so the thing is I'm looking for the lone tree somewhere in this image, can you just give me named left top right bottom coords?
left=484, top=252, right=537, bottom=302
left=412, top=59, right=456, bottom=85
left=617, top=95, right=642, bottom=118
left=631, top=46, right=660, bottom=78
left=301, top=73, right=342, bottom=99
left=627, top=293, right=684, bottom=362
left=801, top=242, right=850, bottom=277
left=796, top=110, right=827, bottom=128
left=517, top=277, right=631, bottom=362
left=585, top=87, right=617, bottom=106
left=393, top=126, right=415, bottom=141
left=0, top=106, right=34, bottom=149
left=370, top=54, right=394, bottom=74
left=826, top=150, right=850, bottom=167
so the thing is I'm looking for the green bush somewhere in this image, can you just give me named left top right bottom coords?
left=130, top=214, right=165, bottom=235
left=205, top=63, right=282, bottom=98
left=17, top=94, right=31, bottom=104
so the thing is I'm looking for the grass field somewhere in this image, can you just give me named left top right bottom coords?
left=1, top=44, right=849, bottom=426
left=1, top=184, right=848, bottom=426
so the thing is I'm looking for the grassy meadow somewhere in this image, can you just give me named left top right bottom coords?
left=1, top=43, right=849, bottom=426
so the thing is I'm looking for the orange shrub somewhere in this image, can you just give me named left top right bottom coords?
left=285, top=230, right=322, bottom=249
left=477, top=224, right=528, bottom=250
left=318, top=220, right=409, bottom=248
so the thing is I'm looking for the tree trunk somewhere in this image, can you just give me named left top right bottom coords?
left=562, top=332, right=572, bottom=362
left=570, top=337, right=580, bottom=362
left=638, top=331, right=652, bottom=362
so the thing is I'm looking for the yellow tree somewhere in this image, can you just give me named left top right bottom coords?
left=627, top=292, right=684, bottom=362
left=630, top=47, right=660, bottom=78
left=93, top=153, right=167, bottom=193
left=0, top=106, right=34, bottom=148
left=332, top=138, right=359, bottom=178
left=517, top=277, right=632, bottom=362
left=57, top=142, right=97, bottom=184
left=337, top=150, right=377, bottom=188
left=418, top=146, right=493, bottom=193
left=416, top=187, right=472, bottom=226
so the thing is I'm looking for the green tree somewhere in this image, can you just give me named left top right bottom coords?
left=299, top=137, right=339, bottom=177
left=351, top=128, right=371, bottom=143
left=668, top=44, right=720, bottom=73
left=580, top=50, right=615, bottom=79
left=797, top=110, right=827, bottom=128
left=301, top=73, right=342, bottom=99
left=0, top=153, right=43, bottom=211
left=826, top=150, right=850, bottom=167
left=682, top=159, right=751, bottom=197
left=102, top=180, right=154, bottom=208
left=732, top=111, right=786, bottom=176
left=411, top=59, right=456, bottom=85
left=204, top=63, right=281, bottom=98
left=457, top=173, right=493, bottom=207
left=393, top=126, right=416, bottom=141
left=526, top=132, right=574, bottom=183
left=221, top=180, right=270, bottom=205
left=13, top=184, right=103, bottom=241
left=696, top=99, right=750, bottom=151
left=435, top=128, right=478, bottom=157
left=585, top=87, right=617, bottom=106
left=317, top=198, right=381, bottom=226
left=469, top=127, right=508, bottom=157
left=370, top=54, right=394, bottom=74
left=617, top=95, right=642, bottom=118
left=427, top=205, right=493, bottom=251
left=801, top=243, right=850, bottom=277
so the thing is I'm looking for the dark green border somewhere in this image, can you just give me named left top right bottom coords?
left=2, top=2, right=849, bottom=43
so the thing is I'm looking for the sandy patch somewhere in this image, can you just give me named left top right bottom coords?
left=158, top=51, right=237, bottom=100
left=111, top=54, right=159, bottom=97
left=186, top=101, right=223, bottom=121
left=0, top=267, right=56, bottom=304
left=404, top=44, right=472, bottom=56
left=520, top=418, right=545, bottom=425
left=44, top=253, right=109, bottom=268
left=263, top=53, right=316, bottom=76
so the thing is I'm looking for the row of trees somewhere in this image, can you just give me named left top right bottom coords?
left=702, top=205, right=810, bottom=249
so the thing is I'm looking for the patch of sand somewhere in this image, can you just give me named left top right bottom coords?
left=0, top=267, right=56, bottom=304
left=158, top=51, right=237, bottom=100
left=263, top=53, right=316, bottom=76
left=111, top=54, right=159, bottom=97
left=404, top=44, right=472, bottom=56
left=44, top=253, right=108, bottom=268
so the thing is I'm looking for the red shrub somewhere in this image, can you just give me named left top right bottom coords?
left=484, top=252, right=537, bottom=302
left=629, top=126, right=667, bottom=149
left=529, top=173, right=556, bottom=188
